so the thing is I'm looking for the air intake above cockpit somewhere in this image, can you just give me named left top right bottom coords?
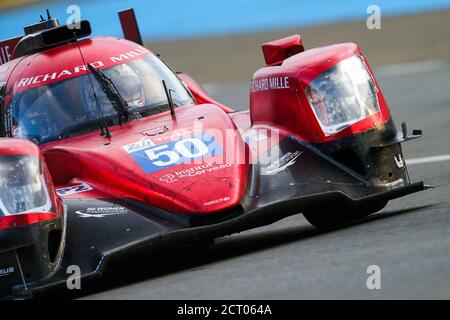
left=13, top=13, right=91, bottom=59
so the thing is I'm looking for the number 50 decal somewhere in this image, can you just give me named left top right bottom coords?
left=145, top=138, right=209, bottom=167
left=129, top=133, right=223, bottom=174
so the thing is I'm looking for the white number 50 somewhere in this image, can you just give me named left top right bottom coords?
left=145, top=138, right=209, bottom=167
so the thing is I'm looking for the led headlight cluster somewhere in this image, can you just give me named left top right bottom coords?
left=0, top=154, right=52, bottom=216
left=305, top=55, right=380, bottom=136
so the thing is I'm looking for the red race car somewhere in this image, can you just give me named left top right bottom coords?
left=0, top=9, right=427, bottom=298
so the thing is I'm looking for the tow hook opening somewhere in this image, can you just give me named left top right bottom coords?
left=47, top=229, right=62, bottom=264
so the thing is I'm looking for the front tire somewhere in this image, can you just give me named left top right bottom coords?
left=302, top=201, right=387, bottom=229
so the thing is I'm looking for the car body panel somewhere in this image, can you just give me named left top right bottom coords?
left=0, top=10, right=427, bottom=298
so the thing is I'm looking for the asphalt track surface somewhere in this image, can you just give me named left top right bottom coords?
left=81, top=59, right=450, bottom=299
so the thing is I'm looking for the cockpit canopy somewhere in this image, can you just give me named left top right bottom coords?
left=4, top=39, right=194, bottom=144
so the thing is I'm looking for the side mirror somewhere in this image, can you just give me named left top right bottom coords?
left=262, top=34, right=304, bottom=67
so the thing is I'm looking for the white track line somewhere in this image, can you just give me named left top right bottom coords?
left=407, top=154, right=450, bottom=166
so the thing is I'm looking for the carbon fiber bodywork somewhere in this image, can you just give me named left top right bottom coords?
left=2, top=128, right=425, bottom=298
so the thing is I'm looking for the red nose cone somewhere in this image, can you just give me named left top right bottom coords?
left=42, top=104, right=250, bottom=215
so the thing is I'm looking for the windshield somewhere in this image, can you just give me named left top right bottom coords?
left=8, top=55, right=194, bottom=144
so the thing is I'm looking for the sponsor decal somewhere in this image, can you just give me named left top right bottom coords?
left=394, top=154, right=404, bottom=168
left=122, top=127, right=202, bottom=154
left=150, top=127, right=202, bottom=143
left=159, top=173, right=178, bottom=183
left=128, top=132, right=223, bottom=174
left=122, top=139, right=155, bottom=153
left=57, top=183, right=93, bottom=196
left=141, top=126, right=169, bottom=136
left=75, top=207, right=128, bottom=218
left=0, top=266, right=14, bottom=277
left=0, top=37, right=20, bottom=65
left=204, top=197, right=230, bottom=207
left=15, top=47, right=150, bottom=91
left=0, top=45, right=12, bottom=65
left=159, top=163, right=233, bottom=183
left=262, top=151, right=302, bottom=175
left=251, top=76, right=290, bottom=93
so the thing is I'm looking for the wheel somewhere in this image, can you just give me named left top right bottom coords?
left=184, top=238, right=216, bottom=251
left=302, top=201, right=387, bottom=229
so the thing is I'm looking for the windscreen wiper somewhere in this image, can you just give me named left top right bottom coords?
left=59, top=118, right=112, bottom=139
left=88, top=64, right=130, bottom=123
left=162, top=80, right=176, bottom=119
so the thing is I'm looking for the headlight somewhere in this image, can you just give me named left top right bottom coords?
left=305, top=55, right=380, bottom=136
left=0, top=154, right=52, bottom=216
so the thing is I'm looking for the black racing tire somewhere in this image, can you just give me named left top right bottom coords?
left=184, top=238, right=216, bottom=251
left=302, top=201, right=388, bottom=229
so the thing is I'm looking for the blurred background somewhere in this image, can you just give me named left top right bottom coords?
left=1, top=0, right=450, bottom=84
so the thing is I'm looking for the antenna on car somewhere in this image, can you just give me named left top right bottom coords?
left=46, top=9, right=52, bottom=20
left=162, top=80, right=176, bottom=119
left=72, top=32, right=111, bottom=138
